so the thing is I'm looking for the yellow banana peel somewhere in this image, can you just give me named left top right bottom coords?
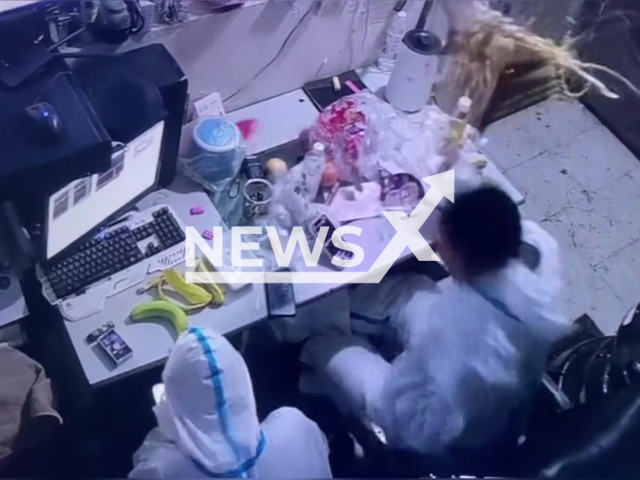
left=195, top=258, right=225, bottom=305
left=162, top=268, right=213, bottom=306
left=130, top=260, right=227, bottom=336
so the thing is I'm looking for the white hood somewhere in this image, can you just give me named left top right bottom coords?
left=156, top=327, right=264, bottom=477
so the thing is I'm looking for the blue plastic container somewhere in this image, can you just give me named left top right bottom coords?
left=186, top=116, right=243, bottom=189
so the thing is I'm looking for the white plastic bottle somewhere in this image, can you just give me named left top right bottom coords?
left=377, top=11, right=408, bottom=73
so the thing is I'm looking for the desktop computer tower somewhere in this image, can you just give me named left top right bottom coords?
left=75, top=44, right=189, bottom=188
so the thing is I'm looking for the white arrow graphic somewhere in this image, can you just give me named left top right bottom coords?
left=185, top=170, right=455, bottom=285
left=352, top=169, right=454, bottom=284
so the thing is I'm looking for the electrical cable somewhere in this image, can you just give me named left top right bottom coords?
left=125, top=0, right=145, bottom=35
left=555, top=336, right=611, bottom=391
left=223, top=5, right=315, bottom=103
left=48, top=0, right=144, bottom=50
left=571, top=9, right=640, bottom=50
left=361, top=0, right=371, bottom=57
left=346, top=0, right=358, bottom=71
left=606, top=303, right=640, bottom=390
left=394, top=1, right=408, bottom=12
left=551, top=304, right=639, bottom=402
left=46, top=26, right=87, bottom=52
left=578, top=337, right=613, bottom=404
left=416, top=0, right=434, bottom=30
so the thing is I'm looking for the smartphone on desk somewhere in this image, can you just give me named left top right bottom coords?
left=309, top=214, right=355, bottom=268
left=265, top=268, right=296, bottom=318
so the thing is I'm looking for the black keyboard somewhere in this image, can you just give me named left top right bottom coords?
left=44, top=207, right=185, bottom=299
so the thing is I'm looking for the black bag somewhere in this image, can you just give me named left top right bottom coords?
left=546, top=301, right=640, bottom=409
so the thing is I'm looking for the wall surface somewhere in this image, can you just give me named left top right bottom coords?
left=506, top=0, right=585, bottom=40
left=123, top=0, right=427, bottom=111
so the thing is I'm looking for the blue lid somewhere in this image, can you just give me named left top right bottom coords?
left=194, top=117, right=240, bottom=152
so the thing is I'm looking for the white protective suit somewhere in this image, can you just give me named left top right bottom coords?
left=130, top=328, right=332, bottom=478
left=301, top=221, right=570, bottom=455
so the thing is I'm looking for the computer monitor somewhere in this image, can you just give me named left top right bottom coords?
left=44, top=120, right=165, bottom=260
left=0, top=1, right=40, bottom=14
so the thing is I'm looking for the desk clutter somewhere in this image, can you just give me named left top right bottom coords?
left=179, top=88, right=488, bottom=264
left=16, top=10, right=595, bottom=379
left=1, top=4, right=639, bottom=477
left=27, top=83, right=492, bottom=371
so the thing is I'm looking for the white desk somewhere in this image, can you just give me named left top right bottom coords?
left=63, top=188, right=268, bottom=386
left=63, top=67, right=524, bottom=386
left=63, top=186, right=417, bottom=386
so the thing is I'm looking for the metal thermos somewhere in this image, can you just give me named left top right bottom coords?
left=385, top=29, right=442, bottom=113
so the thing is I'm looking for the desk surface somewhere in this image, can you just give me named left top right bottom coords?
left=63, top=187, right=268, bottom=386
left=66, top=185, right=431, bottom=386
left=63, top=66, right=525, bottom=386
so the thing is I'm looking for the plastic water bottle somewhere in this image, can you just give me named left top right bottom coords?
left=442, top=96, right=474, bottom=170
left=283, top=142, right=326, bottom=224
left=377, top=11, right=408, bottom=73
left=301, top=142, right=326, bottom=200
left=449, top=96, right=473, bottom=146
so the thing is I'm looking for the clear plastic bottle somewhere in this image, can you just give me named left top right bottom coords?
left=441, top=96, right=473, bottom=170
left=377, top=11, right=408, bottom=73
left=449, top=96, right=473, bottom=147
left=278, top=143, right=326, bottom=225
left=300, top=142, right=326, bottom=201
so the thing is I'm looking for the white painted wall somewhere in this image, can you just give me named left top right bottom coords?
left=1, top=0, right=451, bottom=112
left=124, top=0, right=432, bottom=111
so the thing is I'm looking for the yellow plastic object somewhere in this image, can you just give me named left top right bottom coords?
left=130, top=300, right=189, bottom=334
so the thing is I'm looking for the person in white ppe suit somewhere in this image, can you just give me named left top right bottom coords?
left=301, top=186, right=570, bottom=456
left=130, top=327, right=332, bottom=478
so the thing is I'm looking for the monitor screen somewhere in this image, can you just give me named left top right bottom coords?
left=45, top=121, right=165, bottom=259
left=0, top=1, right=39, bottom=14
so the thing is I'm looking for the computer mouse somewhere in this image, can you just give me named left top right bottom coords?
left=24, top=102, right=63, bottom=142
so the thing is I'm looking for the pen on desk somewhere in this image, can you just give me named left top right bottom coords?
left=106, top=216, right=131, bottom=229
left=104, top=210, right=137, bottom=230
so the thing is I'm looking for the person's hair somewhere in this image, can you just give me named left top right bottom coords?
left=440, top=185, right=522, bottom=276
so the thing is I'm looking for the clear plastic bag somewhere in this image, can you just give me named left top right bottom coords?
left=304, top=92, right=457, bottom=186
left=269, top=164, right=313, bottom=229
left=306, top=92, right=398, bottom=183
